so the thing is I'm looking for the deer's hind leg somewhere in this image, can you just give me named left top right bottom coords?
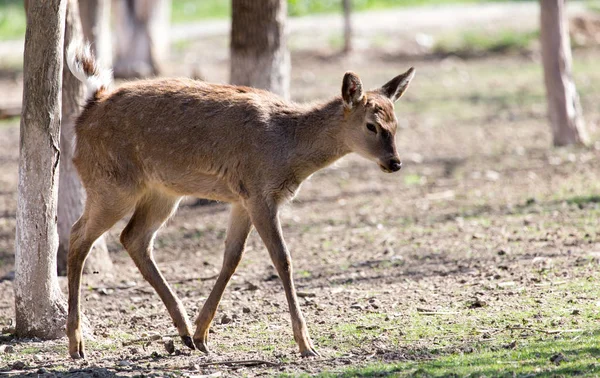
left=119, top=191, right=196, bottom=350
left=68, top=190, right=137, bottom=359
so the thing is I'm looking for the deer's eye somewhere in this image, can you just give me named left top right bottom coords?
left=366, top=123, right=377, bottom=134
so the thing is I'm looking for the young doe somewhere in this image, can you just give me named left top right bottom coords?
left=65, top=42, right=415, bottom=359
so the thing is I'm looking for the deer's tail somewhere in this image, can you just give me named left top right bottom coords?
left=66, top=42, right=112, bottom=102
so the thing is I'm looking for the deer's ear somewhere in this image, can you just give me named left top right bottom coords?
left=342, top=71, right=364, bottom=109
left=381, top=67, right=415, bottom=102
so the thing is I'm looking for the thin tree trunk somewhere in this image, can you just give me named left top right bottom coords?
left=79, top=0, right=112, bottom=69
left=540, top=0, right=589, bottom=146
left=15, top=0, right=68, bottom=339
left=57, top=0, right=113, bottom=276
left=230, top=0, right=290, bottom=99
left=342, top=0, right=352, bottom=54
left=112, top=0, right=171, bottom=78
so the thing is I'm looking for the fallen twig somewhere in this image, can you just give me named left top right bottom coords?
left=297, top=291, right=316, bottom=298
left=506, top=326, right=583, bottom=335
left=533, top=281, right=567, bottom=287
left=193, top=359, right=279, bottom=368
left=476, top=328, right=504, bottom=336
left=172, top=274, right=219, bottom=284
left=416, top=307, right=459, bottom=315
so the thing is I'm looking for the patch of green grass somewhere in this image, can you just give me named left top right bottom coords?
left=566, top=195, right=600, bottom=206
left=0, top=117, right=19, bottom=127
left=0, top=0, right=25, bottom=41
left=288, top=0, right=533, bottom=17
left=0, top=343, right=67, bottom=368
left=313, top=312, right=393, bottom=354
left=299, top=275, right=600, bottom=377
left=397, top=50, right=600, bottom=127
left=588, top=0, right=600, bottom=13
left=317, top=335, right=600, bottom=377
left=170, top=0, right=536, bottom=23
left=403, top=174, right=425, bottom=186
left=434, top=29, right=539, bottom=57
left=19, top=346, right=43, bottom=354
left=296, top=269, right=312, bottom=278
left=172, top=38, right=193, bottom=53
left=171, top=0, right=231, bottom=23
left=108, top=330, right=135, bottom=341
left=84, top=332, right=137, bottom=354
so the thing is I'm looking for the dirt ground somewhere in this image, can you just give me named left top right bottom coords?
left=1, top=7, right=600, bottom=377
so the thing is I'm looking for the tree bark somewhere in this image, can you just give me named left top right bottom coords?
left=540, top=0, right=589, bottom=146
left=79, top=0, right=112, bottom=69
left=15, top=0, right=68, bottom=339
left=342, top=0, right=352, bottom=54
left=57, top=0, right=113, bottom=276
left=112, top=0, right=171, bottom=78
left=230, top=0, right=290, bottom=99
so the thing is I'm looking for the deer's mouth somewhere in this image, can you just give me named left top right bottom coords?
left=379, top=163, right=393, bottom=173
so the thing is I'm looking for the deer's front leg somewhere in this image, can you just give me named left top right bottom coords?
left=193, top=203, right=252, bottom=353
left=248, top=200, right=319, bottom=357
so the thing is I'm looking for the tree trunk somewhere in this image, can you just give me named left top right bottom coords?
left=79, top=0, right=112, bottom=69
left=112, top=0, right=171, bottom=78
left=540, top=0, right=589, bottom=146
left=342, top=0, right=352, bottom=54
left=230, top=0, right=290, bottom=99
left=15, top=0, right=68, bottom=339
left=57, top=0, right=113, bottom=276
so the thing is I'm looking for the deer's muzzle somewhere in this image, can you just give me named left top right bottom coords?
left=379, top=157, right=402, bottom=173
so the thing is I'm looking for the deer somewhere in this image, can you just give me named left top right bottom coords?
left=65, top=41, right=415, bottom=359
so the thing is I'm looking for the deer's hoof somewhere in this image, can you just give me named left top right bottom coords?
left=193, top=338, right=210, bottom=354
left=69, top=341, right=85, bottom=359
left=181, top=335, right=196, bottom=350
left=300, top=346, right=320, bottom=358
left=68, top=332, right=86, bottom=359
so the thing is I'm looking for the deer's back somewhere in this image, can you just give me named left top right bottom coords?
left=73, top=78, right=296, bottom=200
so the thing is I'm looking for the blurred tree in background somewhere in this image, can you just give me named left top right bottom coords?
left=539, top=0, right=589, bottom=146
left=113, top=0, right=171, bottom=78
left=79, top=0, right=111, bottom=68
left=230, top=0, right=290, bottom=99
left=342, top=0, right=353, bottom=54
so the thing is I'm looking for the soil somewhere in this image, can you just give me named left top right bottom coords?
left=1, top=5, right=600, bottom=378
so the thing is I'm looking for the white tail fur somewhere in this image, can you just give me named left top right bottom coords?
left=66, top=42, right=112, bottom=101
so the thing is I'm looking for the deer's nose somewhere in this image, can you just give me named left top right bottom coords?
left=389, top=157, right=402, bottom=172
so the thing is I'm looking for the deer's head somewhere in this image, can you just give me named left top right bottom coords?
left=340, top=68, right=415, bottom=173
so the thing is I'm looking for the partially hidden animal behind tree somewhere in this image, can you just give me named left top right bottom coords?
left=65, top=41, right=415, bottom=359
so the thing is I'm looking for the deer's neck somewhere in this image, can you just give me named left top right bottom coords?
left=278, top=97, right=351, bottom=181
